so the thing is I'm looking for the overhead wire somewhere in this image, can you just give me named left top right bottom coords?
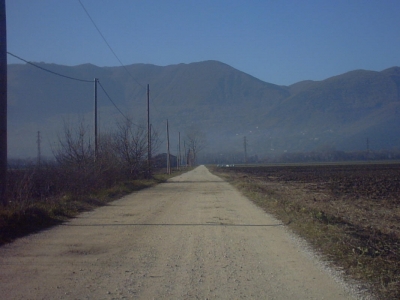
left=8, top=53, right=156, bottom=133
left=78, top=0, right=165, bottom=131
left=77, top=0, right=146, bottom=89
left=97, top=81, right=142, bottom=128
left=7, top=52, right=93, bottom=83
left=8, top=52, right=135, bottom=126
left=10, top=2, right=162, bottom=130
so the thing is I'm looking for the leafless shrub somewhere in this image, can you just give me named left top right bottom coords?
left=5, top=118, right=161, bottom=206
left=53, top=121, right=94, bottom=169
left=6, top=161, right=60, bottom=207
left=52, top=121, right=96, bottom=195
left=95, top=132, right=122, bottom=186
left=113, top=119, right=148, bottom=178
left=185, top=125, right=207, bottom=165
left=7, top=169, right=35, bottom=206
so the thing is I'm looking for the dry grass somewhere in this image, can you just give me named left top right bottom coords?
left=209, top=164, right=400, bottom=300
left=0, top=168, right=192, bottom=247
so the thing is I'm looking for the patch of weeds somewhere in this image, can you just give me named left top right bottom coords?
left=0, top=167, right=193, bottom=247
left=0, top=204, right=63, bottom=245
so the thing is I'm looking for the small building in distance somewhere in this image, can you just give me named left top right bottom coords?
left=153, top=153, right=177, bottom=169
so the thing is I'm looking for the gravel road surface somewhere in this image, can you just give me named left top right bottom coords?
left=0, top=166, right=358, bottom=299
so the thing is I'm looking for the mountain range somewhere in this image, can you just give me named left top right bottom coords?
left=7, top=60, right=400, bottom=158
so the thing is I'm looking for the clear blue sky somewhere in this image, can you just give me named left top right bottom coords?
left=6, top=0, right=400, bottom=86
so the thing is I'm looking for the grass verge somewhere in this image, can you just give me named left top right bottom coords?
left=0, top=168, right=192, bottom=247
left=209, top=165, right=399, bottom=300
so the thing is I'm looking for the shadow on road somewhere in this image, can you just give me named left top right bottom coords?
left=63, top=222, right=283, bottom=227
left=165, top=180, right=225, bottom=183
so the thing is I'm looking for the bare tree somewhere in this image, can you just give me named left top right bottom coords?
left=52, top=121, right=96, bottom=194
left=113, top=119, right=148, bottom=178
left=96, top=132, right=122, bottom=186
left=184, top=125, right=207, bottom=166
left=53, top=121, right=94, bottom=169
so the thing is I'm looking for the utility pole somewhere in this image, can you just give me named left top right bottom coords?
left=244, top=136, right=248, bottom=164
left=147, top=84, right=151, bottom=177
left=166, top=119, right=171, bottom=174
left=94, top=78, right=98, bottom=162
left=37, top=131, right=41, bottom=166
left=0, top=0, right=7, bottom=206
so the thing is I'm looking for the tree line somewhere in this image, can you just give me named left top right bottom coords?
left=5, top=120, right=209, bottom=206
left=6, top=119, right=160, bottom=205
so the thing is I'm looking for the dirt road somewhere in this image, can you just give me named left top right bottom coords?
left=0, top=166, right=359, bottom=299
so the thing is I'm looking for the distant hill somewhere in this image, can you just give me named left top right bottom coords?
left=7, top=61, right=400, bottom=158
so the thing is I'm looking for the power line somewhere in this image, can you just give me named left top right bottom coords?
left=147, top=89, right=162, bottom=124
left=9, top=51, right=141, bottom=127
left=97, top=80, right=142, bottom=127
left=7, top=52, right=93, bottom=83
left=78, top=0, right=146, bottom=89
left=97, top=81, right=128, bottom=120
left=78, top=0, right=167, bottom=124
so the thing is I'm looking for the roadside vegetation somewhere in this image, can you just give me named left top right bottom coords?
left=209, top=163, right=400, bottom=300
left=1, top=120, right=190, bottom=246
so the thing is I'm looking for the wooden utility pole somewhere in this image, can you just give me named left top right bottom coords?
left=0, top=0, right=7, bottom=206
left=147, top=84, right=151, bottom=176
left=94, top=78, right=98, bottom=162
left=166, top=119, right=171, bottom=174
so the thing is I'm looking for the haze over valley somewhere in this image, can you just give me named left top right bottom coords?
left=8, top=61, right=400, bottom=160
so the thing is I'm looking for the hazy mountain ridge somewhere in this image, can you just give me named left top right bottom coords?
left=7, top=61, right=400, bottom=157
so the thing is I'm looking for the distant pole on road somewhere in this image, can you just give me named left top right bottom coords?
left=0, top=0, right=7, bottom=206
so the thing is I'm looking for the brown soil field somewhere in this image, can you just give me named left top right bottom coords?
left=210, top=163, right=400, bottom=299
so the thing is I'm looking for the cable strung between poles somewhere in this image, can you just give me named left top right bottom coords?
left=78, top=0, right=146, bottom=90
left=78, top=0, right=167, bottom=128
left=97, top=81, right=143, bottom=128
left=9, top=52, right=142, bottom=128
left=7, top=52, right=93, bottom=83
